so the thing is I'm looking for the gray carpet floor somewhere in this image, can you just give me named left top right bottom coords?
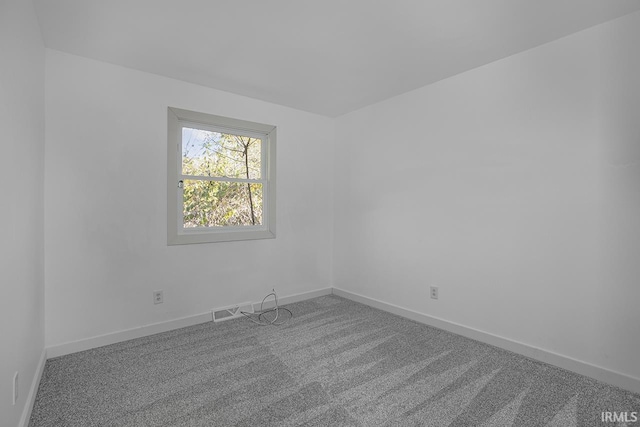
left=30, top=295, right=640, bottom=426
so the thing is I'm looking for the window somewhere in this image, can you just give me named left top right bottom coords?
left=167, top=107, right=276, bottom=244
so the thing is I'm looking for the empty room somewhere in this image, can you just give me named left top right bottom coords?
left=2, top=0, right=640, bottom=426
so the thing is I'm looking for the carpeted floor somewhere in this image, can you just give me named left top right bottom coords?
left=30, top=295, right=639, bottom=426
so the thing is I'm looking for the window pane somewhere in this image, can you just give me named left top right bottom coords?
left=183, top=180, right=263, bottom=228
left=182, top=127, right=261, bottom=179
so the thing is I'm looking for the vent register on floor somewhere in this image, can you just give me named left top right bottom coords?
left=213, top=289, right=292, bottom=326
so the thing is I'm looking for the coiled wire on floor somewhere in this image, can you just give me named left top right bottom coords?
left=241, top=289, right=292, bottom=326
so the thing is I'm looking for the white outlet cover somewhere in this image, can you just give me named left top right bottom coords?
left=153, top=290, right=163, bottom=304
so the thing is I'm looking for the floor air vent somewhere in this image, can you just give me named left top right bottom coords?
left=213, top=302, right=254, bottom=322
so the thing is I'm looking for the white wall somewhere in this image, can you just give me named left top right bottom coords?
left=595, top=11, right=640, bottom=383
left=44, top=50, right=334, bottom=348
left=0, top=0, right=45, bottom=425
left=334, top=11, right=640, bottom=381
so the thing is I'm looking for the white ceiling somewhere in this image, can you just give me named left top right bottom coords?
left=34, top=0, right=640, bottom=117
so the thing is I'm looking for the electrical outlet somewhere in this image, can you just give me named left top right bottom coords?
left=12, top=371, right=18, bottom=405
left=430, top=286, right=439, bottom=300
left=153, top=290, right=163, bottom=304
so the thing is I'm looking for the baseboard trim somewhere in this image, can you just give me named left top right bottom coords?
left=19, top=348, right=46, bottom=427
left=253, top=287, right=333, bottom=311
left=332, top=287, right=640, bottom=395
left=46, top=287, right=334, bottom=359
left=46, top=312, right=214, bottom=358
left=43, top=286, right=639, bottom=394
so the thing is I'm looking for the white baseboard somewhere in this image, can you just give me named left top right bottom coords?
left=46, top=287, right=333, bottom=359
left=332, top=287, right=640, bottom=395
left=46, top=312, right=214, bottom=358
left=253, top=287, right=333, bottom=311
left=42, top=286, right=639, bottom=395
left=19, top=349, right=46, bottom=427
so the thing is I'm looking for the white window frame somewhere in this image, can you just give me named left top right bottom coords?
left=167, top=107, right=276, bottom=245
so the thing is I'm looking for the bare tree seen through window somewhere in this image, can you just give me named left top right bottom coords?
left=181, top=128, right=262, bottom=228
